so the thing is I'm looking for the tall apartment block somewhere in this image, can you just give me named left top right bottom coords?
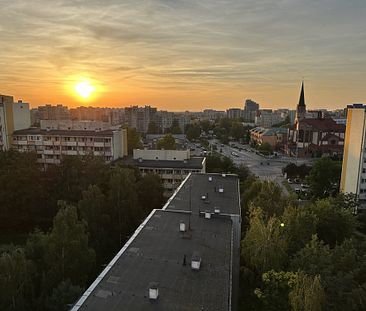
left=0, top=95, right=31, bottom=151
left=340, top=104, right=366, bottom=199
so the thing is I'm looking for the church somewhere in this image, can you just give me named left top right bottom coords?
left=286, top=83, right=345, bottom=158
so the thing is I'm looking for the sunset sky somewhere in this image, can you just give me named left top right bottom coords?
left=1, top=0, right=365, bottom=111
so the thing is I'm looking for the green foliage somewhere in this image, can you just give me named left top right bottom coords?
left=170, top=118, right=182, bottom=134
left=282, top=206, right=317, bottom=255
left=289, top=272, right=324, bottom=311
left=307, top=157, right=341, bottom=198
left=206, top=154, right=235, bottom=173
left=0, top=247, right=34, bottom=311
left=257, top=142, right=273, bottom=155
left=157, top=133, right=176, bottom=150
left=185, top=124, right=201, bottom=141
left=45, top=202, right=95, bottom=288
left=310, top=198, right=357, bottom=246
left=137, top=173, right=165, bottom=213
left=239, top=178, right=365, bottom=311
left=126, top=127, right=142, bottom=154
left=147, top=121, right=160, bottom=134
left=45, top=280, right=82, bottom=311
left=242, top=208, right=288, bottom=274
left=242, top=180, right=288, bottom=218
left=283, top=163, right=311, bottom=180
left=0, top=150, right=166, bottom=310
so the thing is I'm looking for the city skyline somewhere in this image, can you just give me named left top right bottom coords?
left=1, top=0, right=366, bottom=110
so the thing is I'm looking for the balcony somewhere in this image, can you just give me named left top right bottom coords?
left=44, top=150, right=54, bottom=155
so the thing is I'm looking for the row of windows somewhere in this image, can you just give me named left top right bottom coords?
left=14, top=136, right=111, bottom=143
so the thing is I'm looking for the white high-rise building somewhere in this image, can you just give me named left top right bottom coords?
left=0, top=95, right=31, bottom=151
left=340, top=104, right=366, bottom=199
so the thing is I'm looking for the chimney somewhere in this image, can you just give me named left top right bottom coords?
left=218, top=187, right=224, bottom=193
left=214, top=207, right=220, bottom=214
left=204, top=211, right=211, bottom=219
left=222, top=173, right=226, bottom=177
left=148, top=282, right=159, bottom=300
left=201, top=195, right=206, bottom=200
left=208, top=176, right=212, bottom=182
left=191, top=252, right=202, bottom=270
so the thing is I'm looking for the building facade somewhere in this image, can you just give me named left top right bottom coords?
left=340, top=104, right=366, bottom=200
left=250, top=127, right=288, bottom=149
left=0, top=95, right=31, bottom=151
left=12, top=128, right=127, bottom=165
left=125, top=149, right=206, bottom=196
left=287, top=83, right=345, bottom=158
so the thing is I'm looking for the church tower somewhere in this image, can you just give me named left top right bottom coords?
left=296, top=82, right=306, bottom=122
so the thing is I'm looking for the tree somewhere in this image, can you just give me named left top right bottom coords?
left=206, top=154, right=235, bottom=173
left=230, top=122, right=246, bottom=141
left=243, top=180, right=288, bottom=219
left=78, top=185, right=112, bottom=263
left=0, top=247, right=34, bottom=311
left=186, top=124, right=201, bottom=141
left=45, top=201, right=95, bottom=289
left=45, top=280, right=82, bottom=311
left=137, top=174, right=165, bottom=213
left=242, top=208, right=288, bottom=274
left=126, top=127, right=142, bottom=155
left=108, top=167, right=141, bottom=246
left=170, top=118, right=182, bottom=134
left=257, top=142, right=273, bottom=155
left=307, top=157, right=341, bottom=198
left=289, top=272, right=325, bottom=311
left=157, top=134, right=176, bottom=150
left=147, top=121, right=159, bottom=134
left=310, top=198, right=356, bottom=247
left=282, top=205, right=317, bottom=255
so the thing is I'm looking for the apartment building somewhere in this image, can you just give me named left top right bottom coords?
left=125, top=149, right=206, bottom=196
left=0, top=95, right=31, bottom=151
left=340, top=104, right=366, bottom=200
left=12, top=127, right=127, bottom=165
left=250, top=127, right=288, bottom=149
left=72, top=173, right=241, bottom=311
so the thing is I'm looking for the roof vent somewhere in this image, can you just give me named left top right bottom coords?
left=191, top=252, right=202, bottom=270
left=218, top=188, right=224, bottom=193
left=179, top=221, right=186, bottom=232
left=201, top=195, right=206, bottom=200
left=204, top=212, right=211, bottom=219
left=148, top=282, right=159, bottom=300
left=138, top=158, right=143, bottom=163
left=222, top=173, right=226, bottom=177
left=214, top=207, right=220, bottom=214
left=208, top=176, right=212, bottom=182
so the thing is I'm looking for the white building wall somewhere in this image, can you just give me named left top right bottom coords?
left=340, top=108, right=366, bottom=195
left=12, top=101, right=31, bottom=131
left=133, top=149, right=190, bottom=161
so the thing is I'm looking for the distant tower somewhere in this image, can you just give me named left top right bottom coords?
left=296, top=81, right=306, bottom=121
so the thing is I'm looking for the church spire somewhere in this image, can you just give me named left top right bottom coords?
left=298, top=81, right=305, bottom=107
left=296, top=81, right=306, bottom=121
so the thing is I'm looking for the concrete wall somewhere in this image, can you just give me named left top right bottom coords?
left=12, top=101, right=31, bottom=131
left=133, top=149, right=190, bottom=161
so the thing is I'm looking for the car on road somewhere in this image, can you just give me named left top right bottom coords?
left=287, top=178, right=293, bottom=184
left=231, top=151, right=239, bottom=157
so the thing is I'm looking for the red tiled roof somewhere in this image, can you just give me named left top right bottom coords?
left=301, top=118, right=345, bottom=131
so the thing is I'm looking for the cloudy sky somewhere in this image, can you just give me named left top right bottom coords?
left=1, top=0, right=365, bottom=110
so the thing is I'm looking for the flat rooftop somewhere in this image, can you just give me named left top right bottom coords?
left=72, top=173, right=241, bottom=311
left=13, top=128, right=116, bottom=137
left=123, top=157, right=205, bottom=169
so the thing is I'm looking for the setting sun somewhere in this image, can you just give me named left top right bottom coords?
left=75, top=81, right=95, bottom=99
